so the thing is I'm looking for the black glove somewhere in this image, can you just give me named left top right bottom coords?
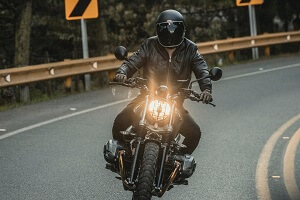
left=199, top=89, right=212, bottom=104
left=115, top=73, right=127, bottom=83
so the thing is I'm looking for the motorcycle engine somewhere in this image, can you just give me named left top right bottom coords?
left=175, top=154, right=197, bottom=178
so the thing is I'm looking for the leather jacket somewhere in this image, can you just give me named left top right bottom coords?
left=117, top=36, right=212, bottom=93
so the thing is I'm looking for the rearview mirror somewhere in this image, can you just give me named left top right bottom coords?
left=209, top=67, right=222, bottom=81
left=114, top=46, right=128, bottom=61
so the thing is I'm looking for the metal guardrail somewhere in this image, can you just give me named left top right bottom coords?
left=197, top=31, right=300, bottom=54
left=0, top=55, right=122, bottom=88
left=1, top=31, right=300, bottom=88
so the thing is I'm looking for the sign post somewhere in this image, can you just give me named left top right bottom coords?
left=64, top=0, right=98, bottom=91
left=236, top=0, right=263, bottom=60
left=81, top=18, right=91, bottom=91
left=248, top=5, right=259, bottom=60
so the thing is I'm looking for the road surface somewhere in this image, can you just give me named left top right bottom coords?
left=1, top=54, right=300, bottom=200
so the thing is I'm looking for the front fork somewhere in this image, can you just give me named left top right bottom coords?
left=118, top=140, right=181, bottom=197
left=118, top=139, right=142, bottom=191
left=156, top=143, right=168, bottom=189
left=154, top=143, right=181, bottom=197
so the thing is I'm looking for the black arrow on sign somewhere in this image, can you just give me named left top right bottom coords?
left=69, top=0, right=92, bottom=17
left=240, top=0, right=251, bottom=3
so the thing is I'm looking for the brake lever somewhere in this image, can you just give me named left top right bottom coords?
left=109, top=81, right=121, bottom=85
left=190, top=91, right=216, bottom=107
left=208, top=102, right=216, bottom=107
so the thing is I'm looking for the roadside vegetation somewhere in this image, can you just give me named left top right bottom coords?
left=0, top=0, right=299, bottom=108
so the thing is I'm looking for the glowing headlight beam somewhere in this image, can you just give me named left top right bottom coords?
left=148, top=100, right=171, bottom=121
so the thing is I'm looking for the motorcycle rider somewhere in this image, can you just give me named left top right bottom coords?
left=112, top=9, right=212, bottom=155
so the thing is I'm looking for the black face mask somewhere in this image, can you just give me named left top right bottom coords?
left=157, top=20, right=185, bottom=48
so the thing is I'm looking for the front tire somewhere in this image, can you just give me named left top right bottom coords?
left=133, top=142, right=159, bottom=200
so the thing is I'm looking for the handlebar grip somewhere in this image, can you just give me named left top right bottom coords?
left=109, top=81, right=122, bottom=85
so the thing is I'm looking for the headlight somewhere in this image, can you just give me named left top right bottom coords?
left=148, top=99, right=171, bottom=121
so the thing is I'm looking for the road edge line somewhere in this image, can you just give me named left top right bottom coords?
left=221, top=63, right=300, bottom=81
left=283, top=128, right=300, bottom=200
left=0, top=98, right=132, bottom=141
left=255, top=113, right=300, bottom=200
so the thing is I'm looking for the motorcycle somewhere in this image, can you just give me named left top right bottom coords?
left=104, top=46, right=222, bottom=199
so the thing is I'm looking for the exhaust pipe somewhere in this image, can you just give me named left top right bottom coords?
left=158, top=161, right=181, bottom=197
left=118, top=150, right=135, bottom=191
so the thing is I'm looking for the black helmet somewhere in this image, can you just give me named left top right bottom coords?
left=156, top=10, right=185, bottom=48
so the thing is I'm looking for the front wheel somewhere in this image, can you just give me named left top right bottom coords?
left=133, top=142, right=159, bottom=200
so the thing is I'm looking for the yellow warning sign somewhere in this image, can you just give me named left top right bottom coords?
left=236, top=0, right=264, bottom=6
left=65, top=0, right=98, bottom=20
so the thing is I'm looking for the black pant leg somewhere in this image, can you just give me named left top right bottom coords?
left=113, top=99, right=201, bottom=154
left=179, top=111, right=202, bottom=154
left=112, top=103, right=136, bottom=141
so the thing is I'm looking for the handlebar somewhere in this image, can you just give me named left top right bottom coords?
left=109, top=78, right=216, bottom=107
left=182, top=89, right=216, bottom=107
left=110, top=81, right=132, bottom=87
left=109, top=77, right=147, bottom=88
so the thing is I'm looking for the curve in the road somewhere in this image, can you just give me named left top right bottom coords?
left=255, top=113, right=300, bottom=200
left=284, top=128, right=300, bottom=200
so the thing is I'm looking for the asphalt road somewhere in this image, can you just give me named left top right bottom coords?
left=0, top=54, right=300, bottom=200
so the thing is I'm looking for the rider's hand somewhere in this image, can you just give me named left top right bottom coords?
left=115, top=73, right=127, bottom=83
left=199, top=89, right=212, bottom=104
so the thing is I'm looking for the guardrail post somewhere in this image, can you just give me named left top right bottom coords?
left=20, top=85, right=30, bottom=103
left=228, top=51, right=234, bottom=63
left=18, top=63, right=30, bottom=102
left=264, top=46, right=270, bottom=57
left=64, top=77, right=72, bottom=93
left=108, top=70, right=115, bottom=81
left=63, top=59, right=72, bottom=93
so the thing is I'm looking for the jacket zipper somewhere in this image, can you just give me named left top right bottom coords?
left=167, top=55, right=172, bottom=86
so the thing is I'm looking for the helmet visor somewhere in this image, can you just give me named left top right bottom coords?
left=157, top=21, right=185, bottom=47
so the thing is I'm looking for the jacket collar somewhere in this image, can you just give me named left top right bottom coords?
left=155, top=37, right=186, bottom=59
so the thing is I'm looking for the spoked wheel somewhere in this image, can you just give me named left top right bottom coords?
left=132, top=142, right=159, bottom=200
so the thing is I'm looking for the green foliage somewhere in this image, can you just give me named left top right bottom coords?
left=1, top=0, right=299, bottom=69
left=0, top=0, right=299, bottom=106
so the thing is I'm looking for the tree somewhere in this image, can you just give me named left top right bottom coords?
left=0, top=1, right=17, bottom=69
left=14, top=0, right=32, bottom=68
left=1, top=0, right=299, bottom=105
left=0, top=0, right=33, bottom=102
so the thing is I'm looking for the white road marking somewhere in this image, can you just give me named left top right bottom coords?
left=0, top=63, right=299, bottom=141
left=271, top=176, right=281, bottom=179
left=283, top=128, right=300, bottom=200
left=255, top=113, right=300, bottom=200
left=221, top=63, right=300, bottom=81
left=70, top=108, right=77, bottom=111
left=0, top=98, right=132, bottom=141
